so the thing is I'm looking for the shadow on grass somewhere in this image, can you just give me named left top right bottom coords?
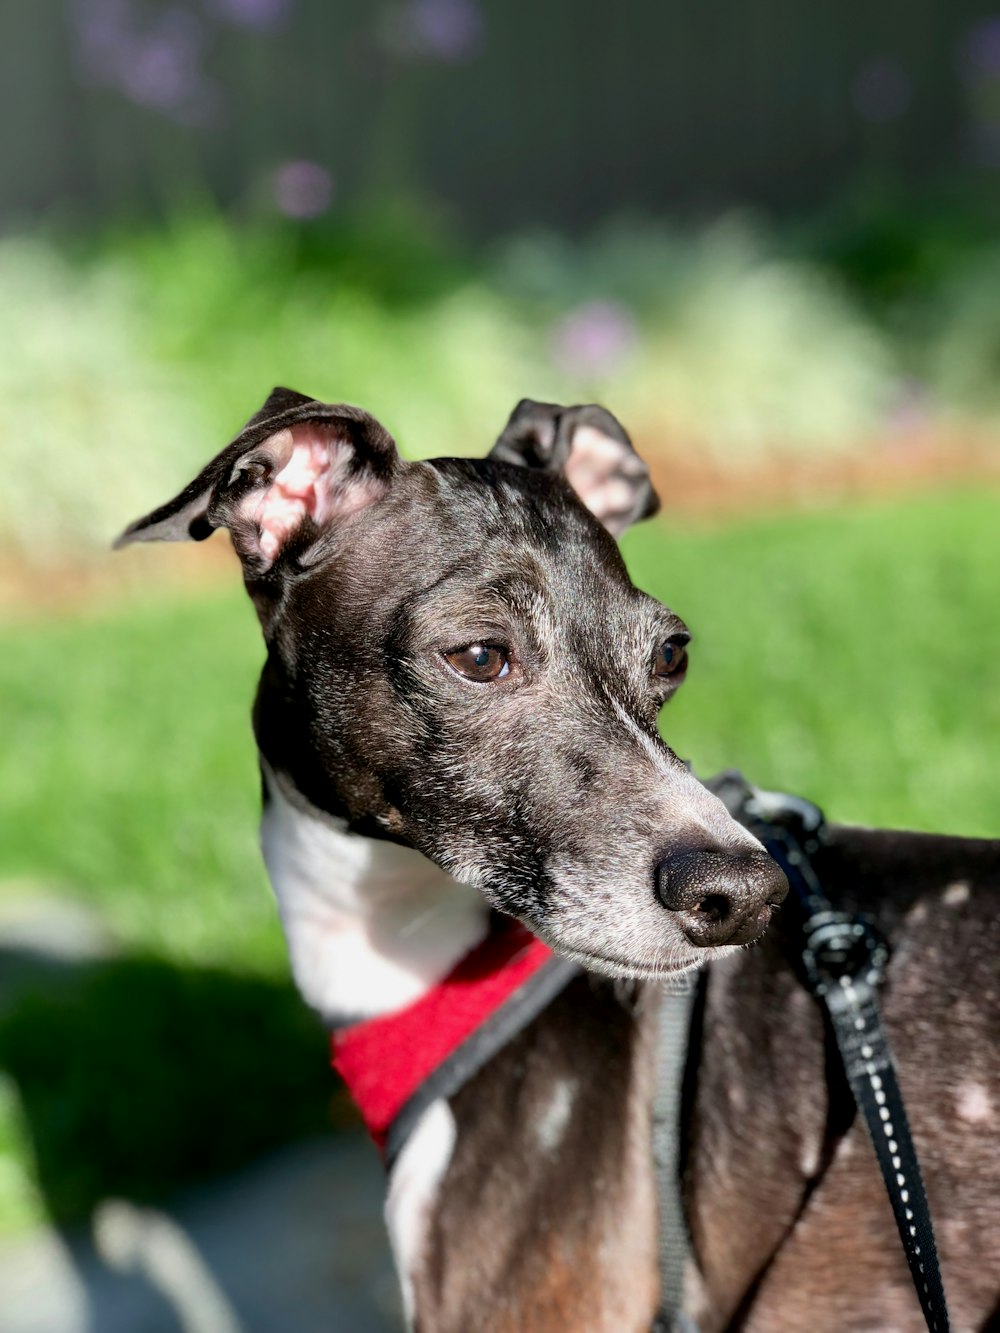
left=0, top=946, right=348, bottom=1226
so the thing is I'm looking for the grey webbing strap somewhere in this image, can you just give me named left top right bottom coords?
left=651, top=975, right=699, bottom=1333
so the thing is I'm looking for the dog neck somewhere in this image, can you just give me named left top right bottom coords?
left=259, top=761, right=490, bottom=1025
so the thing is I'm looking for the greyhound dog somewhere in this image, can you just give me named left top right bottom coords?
left=117, top=389, right=1000, bottom=1332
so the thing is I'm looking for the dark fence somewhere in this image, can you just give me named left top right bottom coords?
left=4, top=0, right=1000, bottom=233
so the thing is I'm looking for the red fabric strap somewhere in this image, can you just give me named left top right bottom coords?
left=331, top=919, right=554, bottom=1153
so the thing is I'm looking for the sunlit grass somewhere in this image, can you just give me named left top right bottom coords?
left=623, top=489, right=1000, bottom=836
left=0, top=587, right=270, bottom=971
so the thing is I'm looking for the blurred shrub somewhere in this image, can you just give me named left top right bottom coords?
left=791, top=193, right=999, bottom=313
left=127, top=215, right=543, bottom=467
left=1, top=216, right=551, bottom=561
left=497, top=218, right=896, bottom=455
left=0, top=239, right=209, bottom=553
left=927, top=246, right=1000, bottom=418
left=4, top=206, right=999, bottom=559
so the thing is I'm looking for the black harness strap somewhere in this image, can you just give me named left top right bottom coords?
left=719, top=775, right=952, bottom=1333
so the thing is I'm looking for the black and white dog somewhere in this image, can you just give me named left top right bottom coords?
left=118, top=389, right=1000, bottom=1332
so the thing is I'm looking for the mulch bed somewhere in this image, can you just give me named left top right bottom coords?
left=3, top=432, right=998, bottom=618
left=640, top=428, right=1000, bottom=519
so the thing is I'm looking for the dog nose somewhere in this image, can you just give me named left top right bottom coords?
left=655, top=848, right=788, bottom=948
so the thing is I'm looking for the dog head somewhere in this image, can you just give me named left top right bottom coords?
left=117, top=388, right=785, bottom=978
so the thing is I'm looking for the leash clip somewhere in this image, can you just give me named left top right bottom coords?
left=800, top=909, right=888, bottom=997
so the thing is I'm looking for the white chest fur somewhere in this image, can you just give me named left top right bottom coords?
left=259, top=765, right=481, bottom=1322
left=258, top=762, right=490, bottom=1025
left=385, top=1099, right=457, bottom=1323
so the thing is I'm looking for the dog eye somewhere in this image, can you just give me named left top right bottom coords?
left=654, top=634, right=689, bottom=678
left=444, top=644, right=511, bottom=682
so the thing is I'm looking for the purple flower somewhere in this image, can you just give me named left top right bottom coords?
left=410, top=0, right=483, bottom=61
left=70, top=0, right=214, bottom=122
left=550, top=301, right=639, bottom=381
left=959, top=16, right=1000, bottom=79
left=273, top=160, right=334, bottom=219
left=884, top=378, right=933, bottom=437
left=121, top=10, right=205, bottom=111
left=380, top=0, right=485, bottom=64
left=210, top=0, right=294, bottom=33
left=852, top=57, right=911, bottom=124
left=72, top=0, right=131, bottom=77
left=957, top=17, right=1000, bottom=163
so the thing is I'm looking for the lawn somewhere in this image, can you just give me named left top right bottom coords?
left=623, top=487, right=1000, bottom=836
left=0, top=485, right=997, bottom=1235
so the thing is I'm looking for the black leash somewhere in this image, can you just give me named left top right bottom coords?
left=712, top=773, right=952, bottom=1333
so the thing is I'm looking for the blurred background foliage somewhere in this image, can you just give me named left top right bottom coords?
left=6, top=200, right=1000, bottom=555
left=3, top=1, right=1000, bottom=556
left=1, top=0, right=998, bottom=1290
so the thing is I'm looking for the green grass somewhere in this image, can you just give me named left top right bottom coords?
left=0, top=487, right=997, bottom=1235
left=0, top=586, right=270, bottom=970
left=622, top=489, right=999, bottom=836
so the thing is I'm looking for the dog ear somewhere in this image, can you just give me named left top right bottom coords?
left=114, top=387, right=399, bottom=575
left=490, top=399, right=659, bottom=536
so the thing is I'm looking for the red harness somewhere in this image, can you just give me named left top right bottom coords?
left=330, top=918, right=574, bottom=1162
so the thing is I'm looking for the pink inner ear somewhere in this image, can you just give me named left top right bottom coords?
left=564, top=424, right=645, bottom=529
left=250, top=423, right=382, bottom=563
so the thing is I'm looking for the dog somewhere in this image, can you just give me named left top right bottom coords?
left=117, top=388, right=1000, bottom=1332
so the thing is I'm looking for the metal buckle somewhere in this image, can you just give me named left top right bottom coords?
left=801, top=910, right=888, bottom=994
left=745, top=787, right=825, bottom=839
